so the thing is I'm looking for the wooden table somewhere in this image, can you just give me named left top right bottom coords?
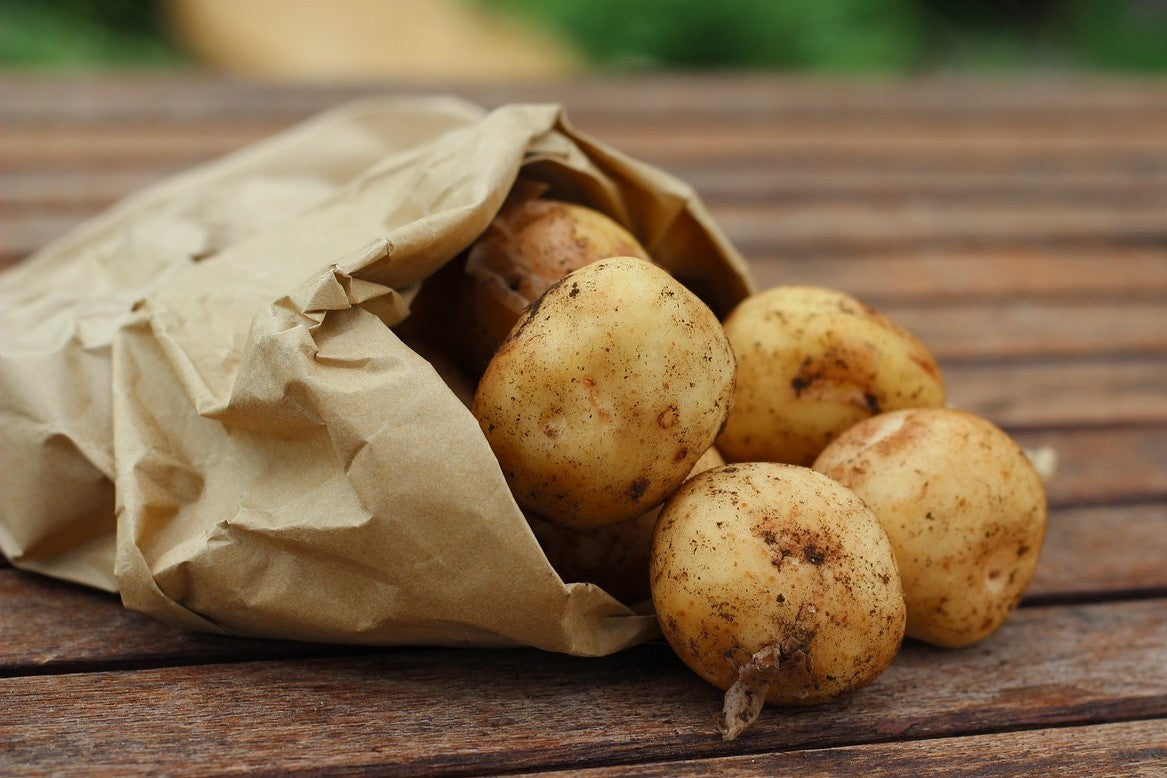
left=2, top=74, right=1166, bottom=775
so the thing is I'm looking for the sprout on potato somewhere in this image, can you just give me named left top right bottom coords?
left=717, top=285, right=946, bottom=466
left=650, top=462, right=906, bottom=739
left=473, top=257, right=736, bottom=529
left=813, top=407, right=1048, bottom=648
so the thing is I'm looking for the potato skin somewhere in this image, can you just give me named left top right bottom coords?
left=813, top=408, right=1048, bottom=648
left=530, top=447, right=725, bottom=604
left=474, top=257, right=735, bottom=528
left=459, top=196, right=652, bottom=374
left=650, top=462, right=906, bottom=705
left=717, top=285, right=945, bottom=466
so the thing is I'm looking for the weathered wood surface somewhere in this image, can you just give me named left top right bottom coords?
left=1, top=74, right=1164, bottom=774
left=2, top=601, right=1165, bottom=775
left=573, top=719, right=1167, bottom=777
left=1, top=499, right=1162, bottom=678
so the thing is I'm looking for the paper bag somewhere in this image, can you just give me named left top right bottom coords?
left=0, top=97, right=752, bottom=655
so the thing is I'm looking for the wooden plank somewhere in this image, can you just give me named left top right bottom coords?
left=11, top=194, right=1167, bottom=263
left=708, top=201, right=1167, bottom=256
left=0, top=600, right=1163, bottom=775
left=569, top=719, right=1167, bottom=776
left=1029, top=503, right=1167, bottom=602
left=1012, top=426, right=1167, bottom=508
left=0, top=123, right=280, bottom=171
left=7, top=122, right=1167, bottom=176
left=4, top=74, right=1167, bottom=124
left=4, top=244, right=1165, bottom=366
left=9, top=168, right=1167, bottom=218
left=892, top=302, right=1167, bottom=361
left=944, top=358, right=1167, bottom=429
left=1, top=499, right=1160, bottom=673
left=750, top=248, right=1167, bottom=303
left=685, top=167, right=1167, bottom=203
left=0, top=570, right=366, bottom=677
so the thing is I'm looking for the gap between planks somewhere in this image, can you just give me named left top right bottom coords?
left=0, top=599, right=1164, bottom=775
left=551, top=717, right=1167, bottom=777
left=2, top=500, right=1164, bottom=677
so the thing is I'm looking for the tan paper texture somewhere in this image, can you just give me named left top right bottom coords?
left=0, top=97, right=752, bottom=655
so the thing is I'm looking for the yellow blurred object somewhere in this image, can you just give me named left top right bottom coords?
left=166, top=0, right=582, bottom=81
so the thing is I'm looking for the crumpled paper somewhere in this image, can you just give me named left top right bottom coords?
left=0, top=97, right=752, bottom=655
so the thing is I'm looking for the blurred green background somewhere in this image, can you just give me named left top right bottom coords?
left=2, top=0, right=1166, bottom=73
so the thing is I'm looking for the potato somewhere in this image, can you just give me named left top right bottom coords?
left=651, top=462, right=906, bottom=739
left=717, top=285, right=946, bottom=466
left=473, top=257, right=735, bottom=529
left=529, top=447, right=725, bottom=604
left=458, top=192, right=652, bottom=374
left=813, top=407, right=1047, bottom=648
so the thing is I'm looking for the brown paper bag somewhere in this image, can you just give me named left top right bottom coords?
left=0, top=97, right=752, bottom=655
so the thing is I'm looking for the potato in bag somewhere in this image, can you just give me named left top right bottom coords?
left=473, top=257, right=735, bottom=529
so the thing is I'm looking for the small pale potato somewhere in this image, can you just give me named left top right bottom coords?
left=717, top=285, right=946, bottom=466
left=651, top=462, right=905, bottom=739
left=529, top=447, right=724, bottom=604
left=474, top=257, right=735, bottom=528
left=458, top=193, right=652, bottom=374
left=813, top=407, right=1048, bottom=648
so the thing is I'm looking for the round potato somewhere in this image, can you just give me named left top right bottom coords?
left=530, top=447, right=725, bottom=604
left=717, top=285, right=946, bottom=466
left=474, top=257, right=735, bottom=528
left=459, top=194, right=651, bottom=374
left=651, top=462, right=905, bottom=739
left=813, top=407, right=1047, bottom=648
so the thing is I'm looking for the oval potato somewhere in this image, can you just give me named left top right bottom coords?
left=717, top=285, right=945, bottom=466
left=813, top=407, right=1048, bottom=647
left=651, top=462, right=905, bottom=737
left=474, top=257, right=735, bottom=528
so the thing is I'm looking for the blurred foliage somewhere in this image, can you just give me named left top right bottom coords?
left=1, top=0, right=1166, bottom=71
left=489, top=0, right=924, bottom=71
left=0, top=0, right=185, bottom=67
left=1069, top=0, right=1167, bottom=69
left=487, top=0, right=1167, bottom=72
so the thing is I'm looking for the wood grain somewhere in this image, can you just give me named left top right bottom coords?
left=4, top=74, right=1167, bottom=120
left=1, top=600, right=1164, bottom=776
left=750, top=247, right=1167, bottom=302
left=944, top=358, right=1167, bottom=429
left=3, top=232, right=1162, bottom=368
left=1010, top=426, right=1167, bottom=507
left=2, top=498, right=1161, bottom=674
left=9, top=207, right=1167, bottom=268
left=5, top=74, right=1167, bottom=118
left=0, top=570, right=366, bottom=677
left=8, top=168, right=1167, bottom=212
left=708, top=201, right=1167, bottom=256
left=571, top=719, right=1167, bottom=776
left=1029, top=503, right=1167, bottom=602
left=1, top=74, right=1165, bottom=775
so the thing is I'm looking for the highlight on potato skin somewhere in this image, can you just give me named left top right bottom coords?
left=813, top=407, right=1048, bottom=648
left=717, top=285, right=946, bottom=467
left=649, top=462, right=906, bottom=739
left=472, top=257, right=736, bottom=529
